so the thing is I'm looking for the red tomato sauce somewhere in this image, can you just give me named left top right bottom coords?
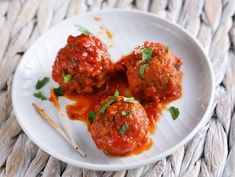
left=64, top=71, right=169, bottom=124
left=52, top=34, right=112, bottom=94
left=63, top=67, right=178, bottom=138
left=50, top=38, right=182, bottom=156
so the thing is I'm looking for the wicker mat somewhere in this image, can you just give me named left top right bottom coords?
left=0, top=0, right=235, bottom=176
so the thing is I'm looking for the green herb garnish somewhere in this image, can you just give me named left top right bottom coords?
left=123, top=97, right=138, bottom=104
left=139, top=63, right=148, bottom=79
left=99, top=90, right=119, bottom=114
left=36, top=77, right=49, bottom=90
left=71, top=58, right=77, bottom=64
left=75, top=25, right=91, bottom=35
left=67, top=44, right=72, bottom=48
left=142, top=47, right=153, bottom=61
left=88, top=111, right=96, bottom=124
left=119, top=122, right=128, bottom=136
left=54, top=86, right=64, bottom=96
left=34, top=92, right=47, bottom=100
left=168, top=106, right=180, bottom=120
left=121, top=110, right=133, bottom=116
left=113, top=90, right=119, bottom=98
left=166, top=46, right=169, bottom=52
left=63, top=71, right=73, bottom=83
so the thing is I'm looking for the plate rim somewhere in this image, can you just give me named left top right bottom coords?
left=12, top=9, right=215, bottom=171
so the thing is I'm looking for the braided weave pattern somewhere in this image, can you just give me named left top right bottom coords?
left=0, top=0, right=234, bottom=176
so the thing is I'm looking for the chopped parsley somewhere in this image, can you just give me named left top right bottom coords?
left=168, top=106, right=180, bottom=120
left=121, top=110, right=133, bottom=116
left=88, top=111, right=96, bottom=124
left=139, top=47, right=152, bottom=79
left=166, top=46, right=169, bottom=52
left=119, top=122, right=128, bottom=136
left=67, top=44, right=72, bottom=48
left=123, top=97, right=138, bottom=104
left=139, top=63, right=148, bottom=79
left=54, top=86, right=64, bottom=96
left=36, top=77, right=49, bottom=90
left=63, top=71, right=73, bottom=83
left=142, top=47, right=153, bottom=61
left=71, top=58, right=77, bottom=64
left=99, top=90, right=119, bottom=114
left=34, top=91, right=47, bottom=100
left=75, top=24, right=91, bottom=35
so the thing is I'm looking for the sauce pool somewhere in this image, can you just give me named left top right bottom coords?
left=62, top=70, right=169, bottom=156
left=50, top=43, right=182, bottom=156
left=65, top=71, right=164, bottom=128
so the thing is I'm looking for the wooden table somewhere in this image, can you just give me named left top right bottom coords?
left=0, top=0, right=235, bottom=176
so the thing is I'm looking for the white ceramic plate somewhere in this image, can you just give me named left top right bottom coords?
left=12, top=10, right=214, bottom=171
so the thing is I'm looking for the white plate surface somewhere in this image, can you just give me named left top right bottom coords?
left=12, top=10, right=214, bottom=171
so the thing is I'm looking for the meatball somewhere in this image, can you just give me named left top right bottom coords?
left=124, top=41, right=183, bottom=101
left=52, top=34, right=112, bottom=94
left=91, top=95, right=150, bottom=155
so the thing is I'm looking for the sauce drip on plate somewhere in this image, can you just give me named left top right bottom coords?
left=64, top=70, right=168, bottom=129
left=60, top=69, right=179, bottom=156
left=50, top=33, right=183, bottom=156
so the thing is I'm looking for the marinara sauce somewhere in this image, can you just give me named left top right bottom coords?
left=51, top=36, right=183, bottom=156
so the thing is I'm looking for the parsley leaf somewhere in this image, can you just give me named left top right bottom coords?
left=71, top=58, right=77, bottom=64
left=54, top=86, right=64, bottom=96
left=123, top=97, right=138, bottom=104
left=63, top=71, right=73, bottom=83
left=34, top=92, right=47, bottom=100
left=142, top=47, right=153, bottom=61
left=119, top=122, right=128, bottom=136
left=75, top=25, right=91, bottom=35
left=121, top=110, right=133, bottom=116
left=67, top=44, right=72, bottom=48
left=113, top=90, right=119, bottom=98
left=99, top=90, right=119, bottom=114
left=139, top=63, right=148, bottom=79
left=88, top=111, right=96, bottom=124
left=168, top=106, right=180, bottom=120
left=36, top=77, right=49, bottom=89
left=166, top=46, right=169, bottom=52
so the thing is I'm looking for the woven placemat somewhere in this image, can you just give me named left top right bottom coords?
left=0, top=0, right=235, bottom=176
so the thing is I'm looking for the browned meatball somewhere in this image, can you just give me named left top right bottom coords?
left=124, top=41, right=183, bottom=101
left=52, top=34, right=112, bottom=94
left=91, top=95, right=150, bottom=156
